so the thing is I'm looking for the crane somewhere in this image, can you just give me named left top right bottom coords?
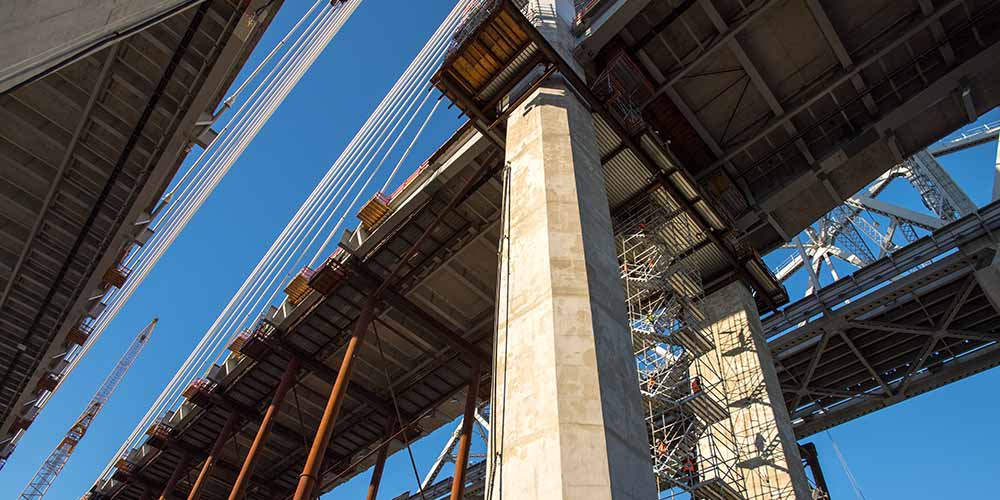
left=18, top=318, right=158, bottom=500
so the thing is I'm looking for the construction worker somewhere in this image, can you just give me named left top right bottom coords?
left=681, top=456, right=697, bottom=487
left=690, top=376, right=702, bottom=394
left=656, top=439, right=668, bottom=458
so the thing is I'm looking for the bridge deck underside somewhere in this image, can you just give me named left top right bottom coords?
left=0, top=0, right=272, bottom=456
left=611, top=0, right=1000, bottom=254
left=93, top=0, right=1000, bottom=494
left=99, top=140, right=504, bottom=500
left=101, top=132, right=1000, bottom=500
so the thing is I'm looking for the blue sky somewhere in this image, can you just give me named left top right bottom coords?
left=2, top=1, right=999, bottom=498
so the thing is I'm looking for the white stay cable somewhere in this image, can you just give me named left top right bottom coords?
left=112, top=0, right=354, bottom=430
left=96, top=0, right=475, bottom=485
left=93, top=6, right=352, bottom=481
left=96, top=0, right=447, bottom=478
left=63, top=0, right=344, bottom=390
left=91, top=0, right=361, bottom=483
left=203, top=0, right=468, bottom=363
left=162, top=0, right=328, bottom=200
left=381, top=95, right=443, bottom=194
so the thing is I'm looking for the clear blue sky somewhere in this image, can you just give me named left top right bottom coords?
left=2, top=1, right=999, bottom=498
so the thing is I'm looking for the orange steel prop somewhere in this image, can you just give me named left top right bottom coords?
left=292, top=300, right=376, bottom=500
left=187, top=411, right=239, bottom=500
left=450, top=362, right=481, bottom=500
left=228, top=357, right=300, bottom=500
left=158, top=451, right=192, bottom=500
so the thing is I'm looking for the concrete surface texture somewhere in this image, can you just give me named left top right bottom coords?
left=488, top=78, right=656, bottom=500
left=702, top=281, right=811, bottom=500
left=0, top=0, right=190, bottom=92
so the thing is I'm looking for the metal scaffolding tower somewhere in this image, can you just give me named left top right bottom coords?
left=616, top=200, right=747, bottom=500
left=18, top=318, right=157, bottom=500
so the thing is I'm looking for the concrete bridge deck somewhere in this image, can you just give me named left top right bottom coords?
left=0, top=0, right=283, bottom=464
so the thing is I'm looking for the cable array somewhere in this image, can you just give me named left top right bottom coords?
left=93, top=0, right=482, bottom=486
left=41, top=0, right=358, bottom=483
left=59, top=0, right=349, bottom=392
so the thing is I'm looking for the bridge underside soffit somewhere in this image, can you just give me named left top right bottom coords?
left=0, top=0, right=272, bottom=456
left=600, top=0, right=1000, bottom=255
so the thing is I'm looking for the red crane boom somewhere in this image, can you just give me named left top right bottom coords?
left=18, top=318, right=157, bottom=500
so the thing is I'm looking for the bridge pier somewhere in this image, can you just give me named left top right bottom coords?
left=487, top=71, right=655, bottom=499
left=700, top=281, right=810, bottom=500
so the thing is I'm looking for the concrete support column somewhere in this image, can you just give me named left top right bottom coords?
left=701, top=281, right=810, bottom=500
left=488, top=77, right=656, bottom=500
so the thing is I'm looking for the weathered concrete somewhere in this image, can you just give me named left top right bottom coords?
left=487, top=77, right=656, bottom=500
left=0, top=0, right=190, bottom=92
left=701, top=281, right=810, bottom=500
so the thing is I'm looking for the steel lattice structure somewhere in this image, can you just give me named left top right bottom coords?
left=18, top=319, right=156, bottom=500
left=771, top=144, right=981, bottom=296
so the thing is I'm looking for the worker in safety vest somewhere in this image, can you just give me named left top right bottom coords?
left=681, top=456, right=697, bottom=486
left=690, top=376, right=702, bottom=394
left=656, top=439, right=668, bottom=458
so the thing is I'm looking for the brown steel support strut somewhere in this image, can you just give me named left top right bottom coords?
left=450, top=362, right=481, bottom=500
left=364, top=419, right=395, bottom=500
left=158, top=451, right=192, bottom=500
left=292, top=299, right=377, bottom=500
left=229, top=357, right=300, bottom=500
left=188, top=412, right=240, bottom=500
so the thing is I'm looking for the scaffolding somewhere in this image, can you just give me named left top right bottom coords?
left=617, top=202, right=746, bottom=500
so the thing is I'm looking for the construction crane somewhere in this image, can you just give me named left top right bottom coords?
left=18, top=318, right=158, bottom=500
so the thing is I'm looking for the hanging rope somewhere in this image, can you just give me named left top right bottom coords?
left=826, top=430, right=867, bottom=500
left=486, top=162, right=513, bottom=500
left=373, top=321, right=428, bottom=500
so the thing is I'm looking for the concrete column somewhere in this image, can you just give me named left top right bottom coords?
left=488, top=77, right=656, bottom=500
left=701, top=281, right=810, bottom=500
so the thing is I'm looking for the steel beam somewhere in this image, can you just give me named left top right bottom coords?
left=187, top=412, right=239, bottom=500
left=449, top=363, right=481, bottom=500
left=228, top=357, right=300, bottom=500
left=292, top=299, right=376, bottom=500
